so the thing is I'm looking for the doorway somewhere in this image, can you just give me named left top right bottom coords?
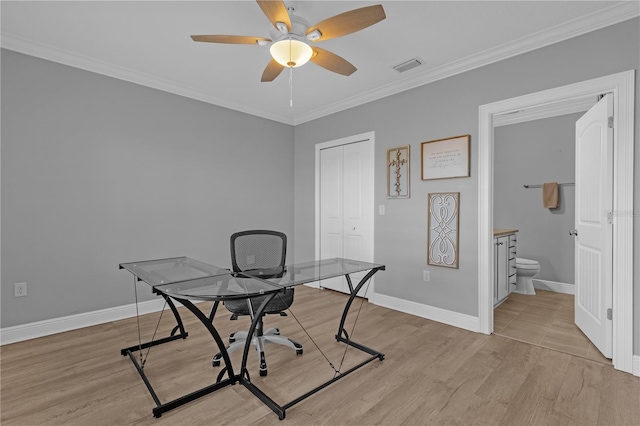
left=477, top=70, right=635, bottom=374
left=492, top=111, right=593, bottom=359
left=314, top=131, right=375, bottom=298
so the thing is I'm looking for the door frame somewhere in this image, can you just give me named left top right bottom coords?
left=314, top=131, right=376, bottom=297
left=478, top=70, right=635, bottom=374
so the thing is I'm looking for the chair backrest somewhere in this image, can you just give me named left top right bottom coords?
left=230, top=230, right=287, bottom=278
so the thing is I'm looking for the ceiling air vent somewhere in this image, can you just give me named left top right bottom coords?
left=393, top=57, right=424, bottom=73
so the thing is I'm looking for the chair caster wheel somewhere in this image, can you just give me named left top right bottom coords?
left=212, top=359, right=220, bottom=367
left=296, top=348, right=303, bottom=355
left=229, top=337, right=235, bottom=343
left=260, top=369, right=268, bottom=377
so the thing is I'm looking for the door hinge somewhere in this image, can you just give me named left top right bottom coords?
left=607, top=211, right=613, bottom=224
left=607, top=308, right=613, bottom=320
left=608, top=116, right=614, bottom=128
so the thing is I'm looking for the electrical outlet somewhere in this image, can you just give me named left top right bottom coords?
left=423, top=270, right=430, bottom=282
left=14, top=282, right=27, bottom=297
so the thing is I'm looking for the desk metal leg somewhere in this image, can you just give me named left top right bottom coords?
left=272, top=267, right=386, bottom=419
left=236, top=293, right=288, bottom=419
left=162, top=291, right=188, bottom=337
left=121, top=295, right=237, bottom=418
left=120, top=293, right=188, bottom=356
left=335, top=268, right=385, bottom=360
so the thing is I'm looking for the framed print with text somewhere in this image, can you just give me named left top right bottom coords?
left=421, top=135, right=470, bottom=180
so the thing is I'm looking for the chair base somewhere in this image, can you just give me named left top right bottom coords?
left=212, top=328, right=303, bottom=376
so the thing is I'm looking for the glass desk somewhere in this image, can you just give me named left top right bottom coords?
left=119, top=256, right=385, bottom=420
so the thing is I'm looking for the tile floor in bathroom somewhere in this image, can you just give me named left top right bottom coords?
left=493, top=289, right=611, bottom=364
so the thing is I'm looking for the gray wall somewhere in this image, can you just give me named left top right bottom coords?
left=1, top=50, right=295, bottom=327
left=2, top=19, right=639, bottom=355
left=494, top=113, right=581, bottom=285
left=293, top=19, right=639, bottom=352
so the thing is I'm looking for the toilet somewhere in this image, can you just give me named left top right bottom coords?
left=514, top=258, right=540, bottom=295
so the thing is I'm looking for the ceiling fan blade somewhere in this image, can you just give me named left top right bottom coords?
left=306, top=5, right=385, bottom=42
left=256, top=0, right=291, bottom=32
left=191, top=35, right=272, bottom=45
left=261, top=59, right=285, bottom=82
left=310, top=47, right=357, bottom=76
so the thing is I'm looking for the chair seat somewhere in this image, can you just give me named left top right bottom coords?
left=224, top=289, right=294, bottom=315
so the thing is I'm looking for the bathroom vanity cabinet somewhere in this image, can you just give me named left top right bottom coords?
left=494, top=229, right=518, bottom=306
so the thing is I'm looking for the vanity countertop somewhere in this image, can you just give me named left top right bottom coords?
left=494, top=228, right=519, bottom=237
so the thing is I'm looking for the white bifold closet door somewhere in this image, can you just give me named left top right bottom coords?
left=319, top=140, right=374, bottom=298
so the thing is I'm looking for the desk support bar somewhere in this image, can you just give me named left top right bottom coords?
left=239, top=292, right=277, bottom=378
left=335, top=267, right=386, bottom=360
left=241, top=266, right=386, bottom=420
left=282, top=353, right=380, bottom=411
left=175, top=298, right=237, bottom=381
left=120, top=295, right=238, bottom=418
left=120, top=293, right=188, bottom=356
left=156, top=290, right=187, bottom=337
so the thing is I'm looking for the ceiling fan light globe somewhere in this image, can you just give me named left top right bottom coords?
left=270, top=39, right=313, bottom=68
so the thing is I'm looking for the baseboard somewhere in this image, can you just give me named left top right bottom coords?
left=0, top=291, right=479, bottom=345
left=374, top=293, right=480, bottom=333
left=533, top=279, right=575, bottom=295
left=633, top=355, right=640, bottom=377
left=0, top=298, right=173, bottom=346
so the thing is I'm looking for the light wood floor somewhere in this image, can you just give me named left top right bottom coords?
left=2, top=286, right=638, bottom=425
left=494, top=290, right=611, bottom=364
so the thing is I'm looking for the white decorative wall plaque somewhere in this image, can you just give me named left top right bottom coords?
left=428, top=192, right=460, bottom=268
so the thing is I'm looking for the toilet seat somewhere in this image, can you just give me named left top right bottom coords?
left=516, top=258, right=539, bottom=270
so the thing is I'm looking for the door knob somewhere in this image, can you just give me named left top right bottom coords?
left=569, top=229, right=578, bottom=236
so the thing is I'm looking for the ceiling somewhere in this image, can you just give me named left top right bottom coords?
left=2, top=1, right=638, bottom=125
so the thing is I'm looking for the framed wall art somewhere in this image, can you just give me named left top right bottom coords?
left=421, top=135, right=470, bottom=180
left=386, top=145, right=410, bottom=198
left=427, top=192, right=460, bottom=268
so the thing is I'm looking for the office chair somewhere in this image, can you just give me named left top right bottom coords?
left=212, top=230, right=302, bottom=376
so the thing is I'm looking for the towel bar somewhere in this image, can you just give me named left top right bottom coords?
left=523, top=183, right=574, bottom=188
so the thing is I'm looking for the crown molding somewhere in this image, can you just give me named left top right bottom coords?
left=0, top=33, right=296, bottom=126
left=2, top=2, right=637, bottom=127
left=293, top=2, right=639, bottom=125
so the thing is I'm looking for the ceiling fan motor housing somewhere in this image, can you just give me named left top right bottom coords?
left=269, top=13, right=311, bottom=43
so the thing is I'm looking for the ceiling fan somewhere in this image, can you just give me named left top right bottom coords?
left=191, top=1, right=386, bottom=82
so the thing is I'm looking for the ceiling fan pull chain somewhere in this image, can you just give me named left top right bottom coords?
left=289, top=66, right=293, bottom=107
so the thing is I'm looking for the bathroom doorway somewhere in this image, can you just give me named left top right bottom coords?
left=490, top=112, right=610, bottom=362
left=493, top=111, right=598, bottom=357
left=477, top=71, right=635, bottom=374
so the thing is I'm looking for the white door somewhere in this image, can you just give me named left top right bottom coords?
left=319, top=139, right=374, bottom=297
left=574, top=94, right=613, bottom=358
